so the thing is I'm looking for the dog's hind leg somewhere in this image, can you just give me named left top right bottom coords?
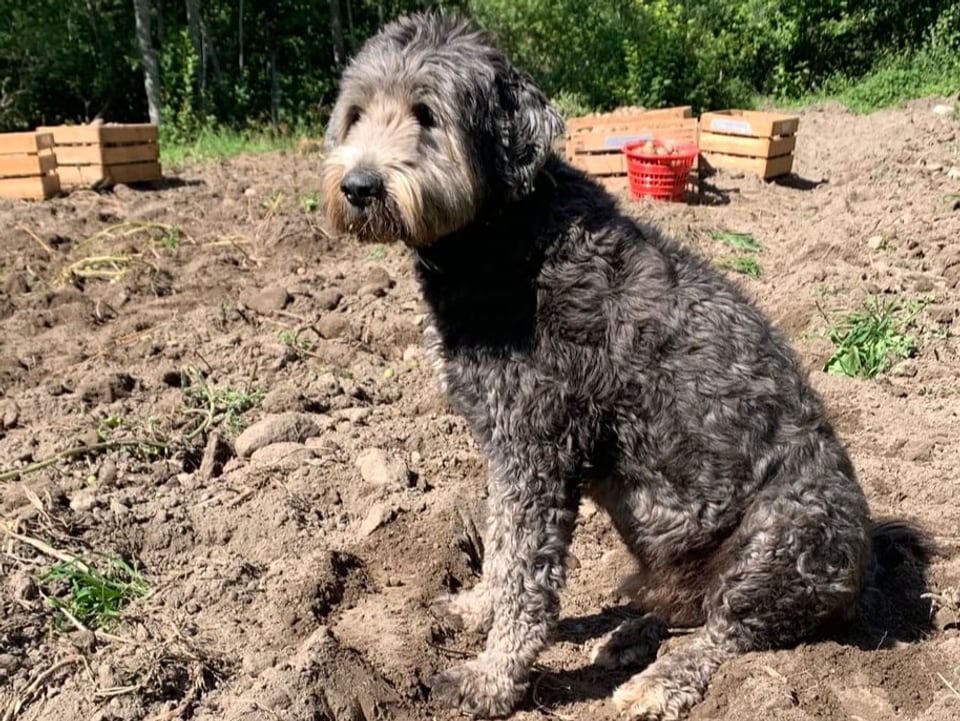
left=613, top=476, right=869, bottom=720
left=431, top=451, right=579, bottom=717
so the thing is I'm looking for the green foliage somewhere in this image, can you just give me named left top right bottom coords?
left=43, top=554, right=150, bottom=631
left=180, top=366, right=264, bottom=437
left=711, top=230, right=762, bottom=278
left=823, top=5, right=960, bottom=113
left=715, top=256, right=762, bottom=278
left=470, top=0, right=960, bottom=113
left=711, top=231, right=763, bottom=254
left=0, top=1, right=956, bottom=137
left=824, top=296, right=929, bottom=379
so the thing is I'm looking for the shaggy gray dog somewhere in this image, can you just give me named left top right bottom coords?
left=322, top=13, right=929, bottom=720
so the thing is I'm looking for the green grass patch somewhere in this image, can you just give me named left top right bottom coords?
left=710, top=230, right=763, bottom=254
left=715, top=255, right=763, bottom=278
left=160, top=125, right=310, bottom=167
left=824, top=296, right=930, bottom=379
left=43, top=554, right=150, bottom=631
left=711, top=230, right=763, bottom=278
left=180, top=366, right=264, bottom=437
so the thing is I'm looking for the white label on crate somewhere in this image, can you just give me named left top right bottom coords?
left=605, top=134, right=654, bottom=149
left=709, top=118, right=753, bottom=135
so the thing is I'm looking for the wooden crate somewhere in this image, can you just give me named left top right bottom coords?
left=698, top=110, right=799, bottom=179
left=38, top=123, right=162, bottom=188
left=566, top=107, right=699, bottom=192
left=0, top=131, right=61, bottom=200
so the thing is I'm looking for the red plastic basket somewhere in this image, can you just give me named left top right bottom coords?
left=622, top=140, right=699, bottom=202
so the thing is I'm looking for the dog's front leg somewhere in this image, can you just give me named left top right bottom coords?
left=431, top=458, right=577, bottom=717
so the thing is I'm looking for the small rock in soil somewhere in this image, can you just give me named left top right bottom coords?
left=239, top=284, right=291, bottom=314
left=317, top=314, right=351, bottom=339
left=364, top=266, right=394, bottom=292
left=250, top=442, right=316, bottom=466
left=199, top=431, right=234, bottom=479
left=0, top=399, right=19, bottom=429
left=359, top=502, right=394, bottom=536
left=0, top=272, right=28, bottom=295
left=890, top=359, right=918, bottom=377
left=906, top=273, right=935, bottom=293
left=7, top=570, right=37, bottom=602
left=904, top=439, right=936, bottom=463
left=335, top=407, right=370, bottom=425
left=0, top=653, right=21, bottom=679
left=355, top=448, right=411, bottom=492
left=77, top=372, right=136, bottom=406
left=358, top=282, right=387, bottom=297
left=927, top=304, right=956, bottom=324
left=235, top=412, right=321, bottom=457
left=314, top=288, right=343, bottom=311
left=69, top=487, right=99, bottom=512
left=97, top=458, right=118, bottom=486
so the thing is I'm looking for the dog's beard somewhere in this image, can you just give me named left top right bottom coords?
left=323, top=170, right=477, bottom=248
left=326, top=192, right=410, bottom=245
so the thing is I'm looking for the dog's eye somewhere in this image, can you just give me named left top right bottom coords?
left=412, top=103, right=436, bottom=129
left=344, top=106, right=362, bottom=132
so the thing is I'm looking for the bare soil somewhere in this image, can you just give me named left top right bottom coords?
left=1, top=98, right=959, bottom=721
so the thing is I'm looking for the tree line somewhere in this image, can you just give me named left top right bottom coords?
left=0, top=1, right=957, bottom=137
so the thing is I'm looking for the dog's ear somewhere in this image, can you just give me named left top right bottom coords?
left=493, top=63, right=565, bottom=199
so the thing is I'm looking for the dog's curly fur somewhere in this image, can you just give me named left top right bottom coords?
left=322, top=13, right=932, bottom=720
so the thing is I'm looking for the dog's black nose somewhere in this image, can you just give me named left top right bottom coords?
left=340, top=168, right=384, bottom=207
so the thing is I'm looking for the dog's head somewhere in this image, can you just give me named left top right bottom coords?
left=322, top=12, right=564, bottom=247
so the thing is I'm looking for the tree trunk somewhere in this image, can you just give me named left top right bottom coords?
left=185, top=0, right=205, bottom=113
left=238, top=0, right=244, bottom=71
left=198, top=13, right=222, bottom=80
left=329, top=0, right=344, bottom=68
left=270, top=46, right=279, bottom=126
left=133, top=0, right=162, bottom=125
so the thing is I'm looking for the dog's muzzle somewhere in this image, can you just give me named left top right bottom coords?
left=340, top=167, right=385, bottom=208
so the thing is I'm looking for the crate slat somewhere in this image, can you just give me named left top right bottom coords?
left=701, top=151, right=794, bottom=179
left=698, top=132, right=796, bottom=159
left=99, top=124, right=159, bottom=145
left=567, top=106, right=693, bottom=132
left=107, top=161, right=162, bottom=184
left=0, top=173, right=60, bottom=200
left=58, top=161, right=162, bottom=187
left=0, top=152, right=57, bottom=178
left=0, top=132, right=55, bottom=155
left=567, top=122, right=699, bottom=153
left=56, top=142, right=159, bottom=166
left=699, top=110, right=799, bottom=139
left=39, top=123, right=159, bottom=146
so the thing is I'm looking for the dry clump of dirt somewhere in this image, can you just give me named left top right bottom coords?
left=1, top=97, right=960, bottom=721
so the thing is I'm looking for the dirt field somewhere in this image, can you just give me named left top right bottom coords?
left=2, top=98, right=959, bottom=721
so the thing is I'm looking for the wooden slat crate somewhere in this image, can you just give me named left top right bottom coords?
left=566, top=107, right=699, bottom=192
left=0, top=131, right=61, bottom=200
left=698, top=110, right=799, bottom=179
left=38, top=123, right=162, bottom=188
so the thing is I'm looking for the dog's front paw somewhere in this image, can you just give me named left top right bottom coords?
left=430, top=657, right=526, bottom=718
left=430, top=587, right=494, bottom=634
left=613, top=670, right=700, bottom=721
